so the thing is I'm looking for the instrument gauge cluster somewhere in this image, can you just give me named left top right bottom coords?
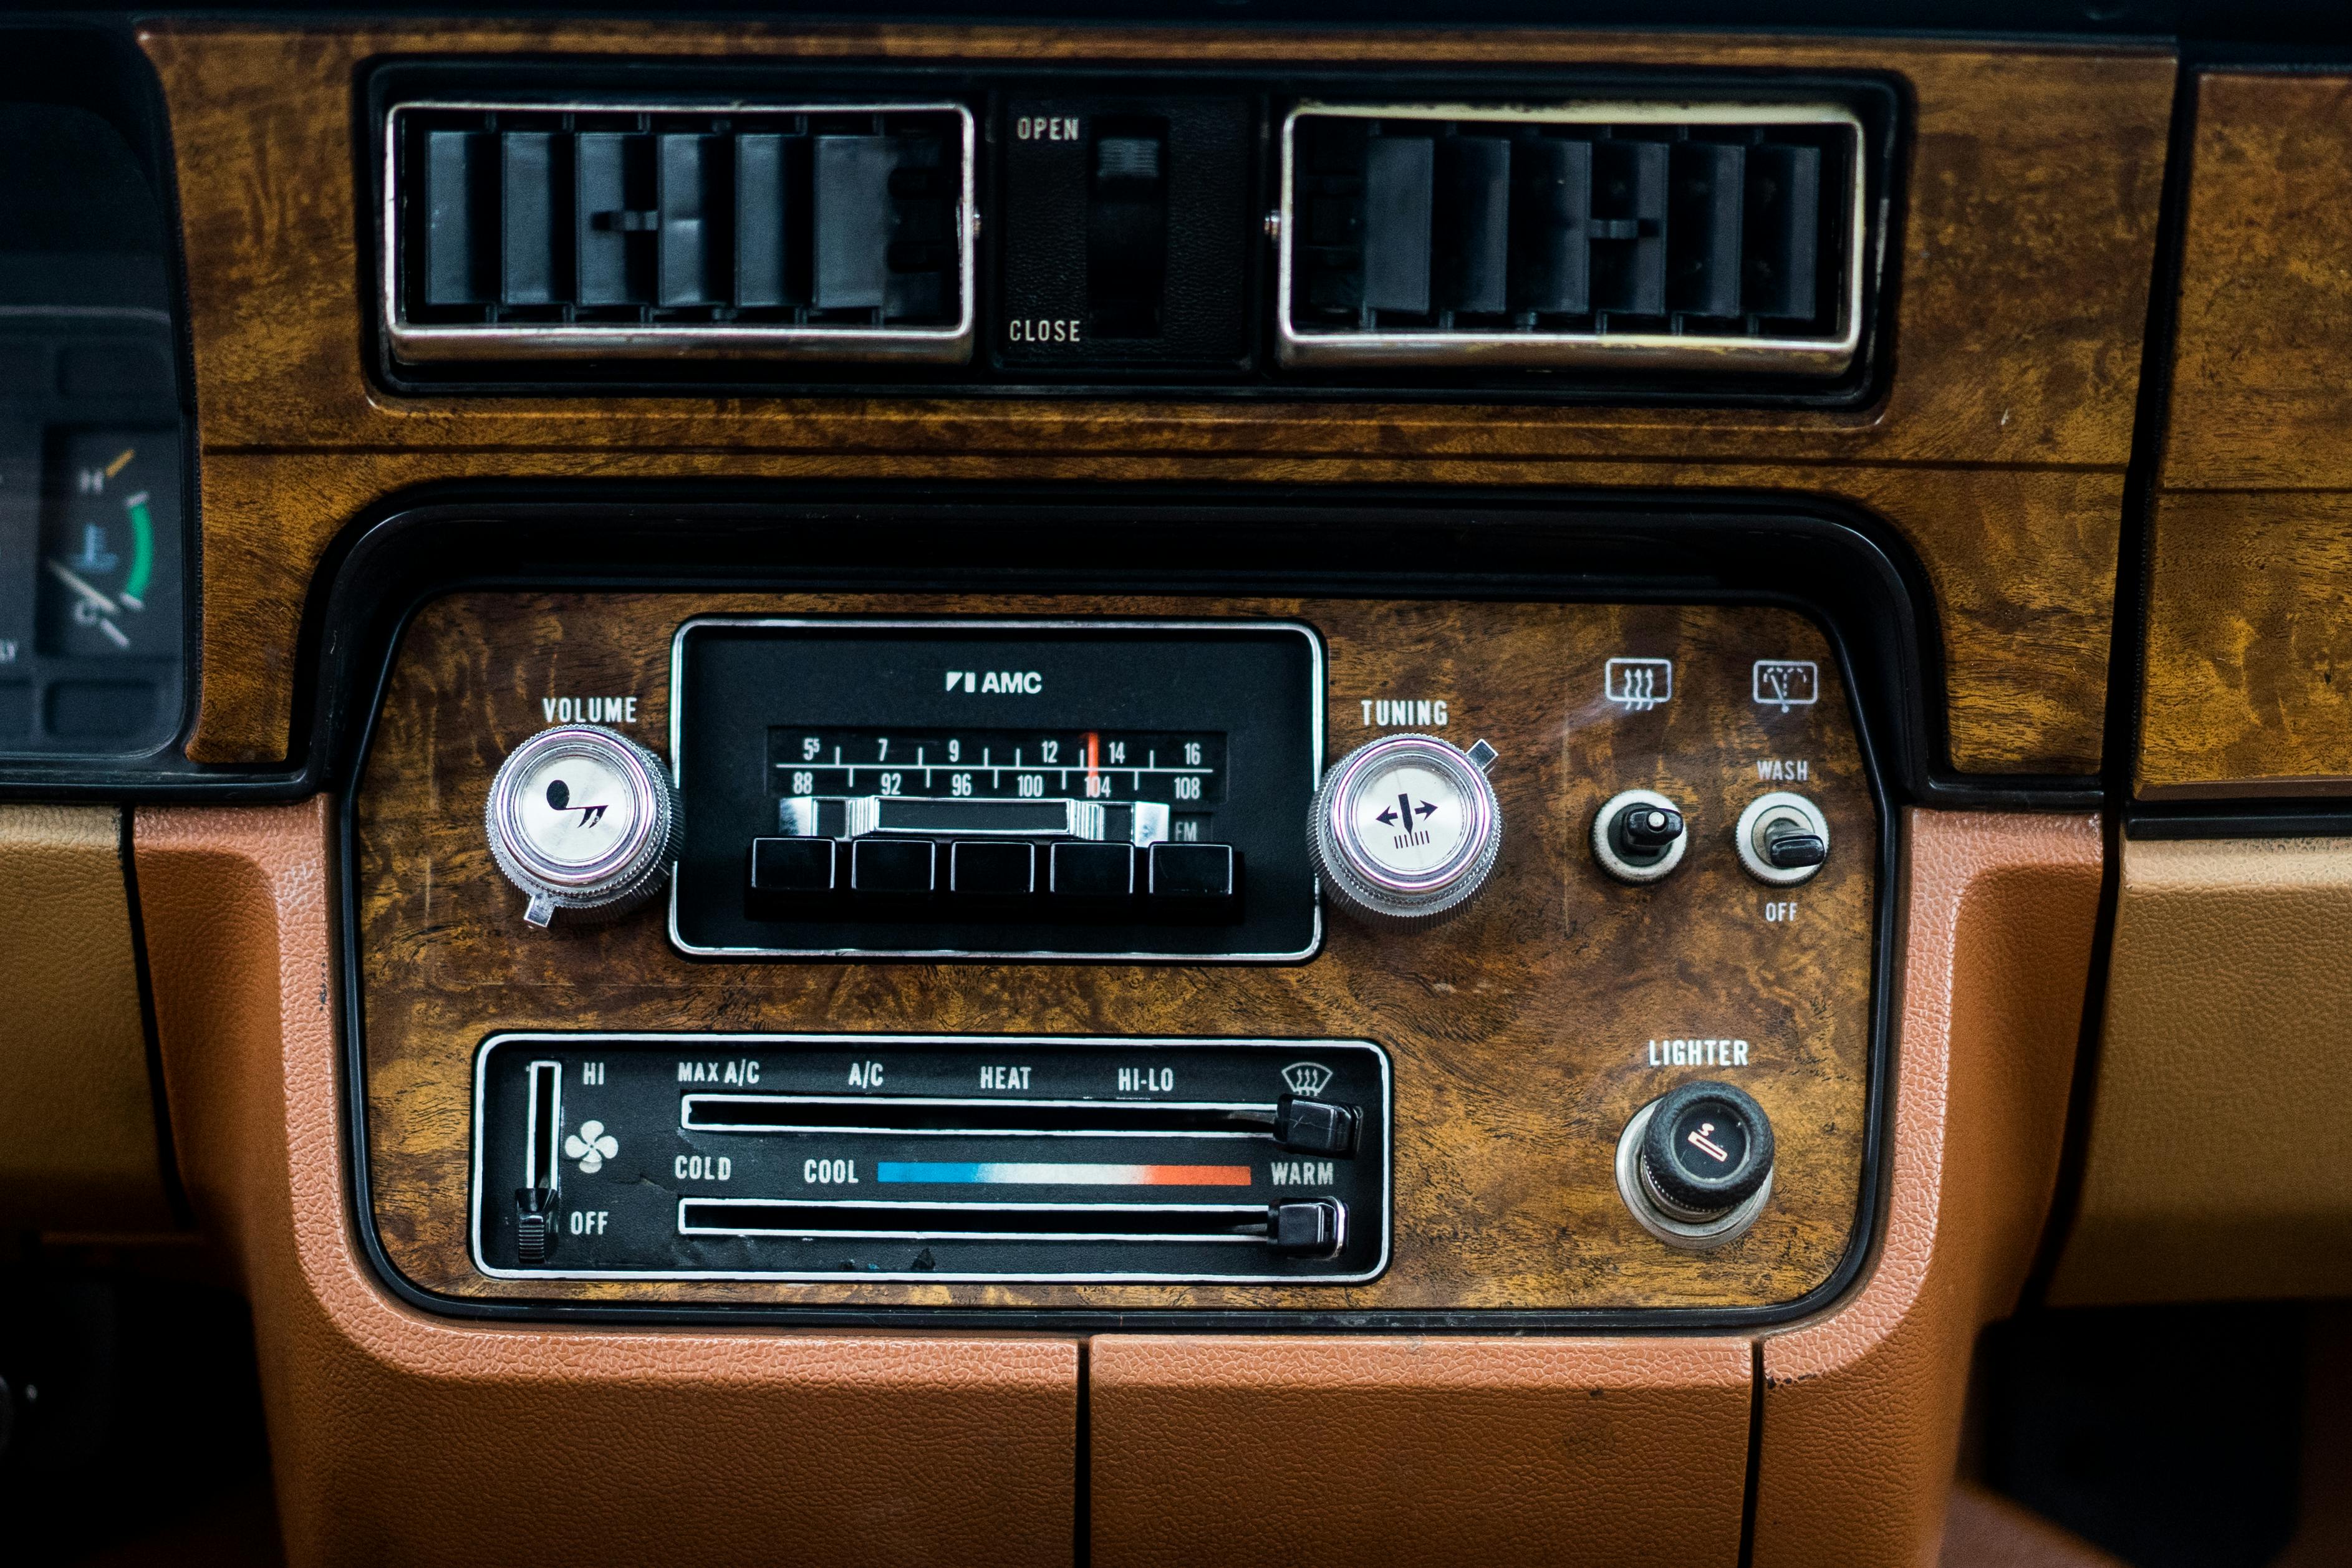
left=0, top=316, right=187, bottom=759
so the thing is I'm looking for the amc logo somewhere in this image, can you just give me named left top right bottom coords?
left=944, top=670, right=1044, bottom=694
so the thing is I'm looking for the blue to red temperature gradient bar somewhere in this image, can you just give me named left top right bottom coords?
left=875, top=1162, right=1253, bottom=1186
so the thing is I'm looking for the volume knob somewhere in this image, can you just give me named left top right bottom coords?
left=484, top=724, right=679, bottom=928
left=1308, top=733, right=1502, bottom=925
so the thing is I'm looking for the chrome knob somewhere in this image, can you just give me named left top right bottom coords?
left=484, top=724, right=679, bottom=928
left=1308, top=733, right=1501, bottom=926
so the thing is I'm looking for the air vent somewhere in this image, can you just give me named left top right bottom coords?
left=382, top=100, right=975, bottom=363
left=1277, top=102, right=1864, bottom=374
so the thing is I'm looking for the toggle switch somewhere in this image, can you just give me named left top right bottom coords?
left=1592, top=788, right=1689, bottom=884
left=1736, top=791, right=1831, bottom=887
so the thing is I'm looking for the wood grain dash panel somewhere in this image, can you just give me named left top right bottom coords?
left=138, top=23, right=2167, bottom=774
left=355, top=590, right=1879, bottom=1312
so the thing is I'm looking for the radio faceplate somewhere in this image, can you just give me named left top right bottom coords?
left=670, top=619, right=1323, bottom=960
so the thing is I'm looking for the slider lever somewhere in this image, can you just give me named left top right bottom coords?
left=1267, top=1199, right=1346, bottom=1258
left=514, top=1186, right=560, bottom=1266
left=1273, top=1095, right=1357, bottom=1155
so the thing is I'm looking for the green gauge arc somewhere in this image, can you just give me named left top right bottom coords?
left=122, top=492, right=154, bottom=606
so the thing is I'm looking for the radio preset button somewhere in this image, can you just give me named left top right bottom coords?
left=850, top=838, right=938, bottom=898
left=1148, top=842, right=1241, bottom=910
left=950, top=839, right=1038, bottom=897
left=748, top=837, right=839, bottom=910
left=1049, top=840, right=1136, bottom=899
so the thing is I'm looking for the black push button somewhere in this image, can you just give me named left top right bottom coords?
left=1639, top=1080, right=1774, bottom=1219
left=1266, top=1198, right=1345, bottom=1258
left=748, top=832, right=842, bottom=907
left=849, top=837, right=936, bottom=897
left=1049, top=840, right=1136, bottom=900
left=950, top=840, right=1037, bottom=897
left=1148, top=842, right=1238, bottom=902
left=1274, top=1095, right=1356, bottom=1157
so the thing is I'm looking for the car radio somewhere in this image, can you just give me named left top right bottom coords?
left=612, top=618, right=1319, bottom=959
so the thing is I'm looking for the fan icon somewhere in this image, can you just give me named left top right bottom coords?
left=564, top=1120, right=619, bottom=1174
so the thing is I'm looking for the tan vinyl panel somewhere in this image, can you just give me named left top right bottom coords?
left=1753, top=809, right=2104, bottom=1567
left=0, top=803, right=172, bottom=1230
left=2052, top=835, right=2352, bottom=1304
left=1089, top=1335, right=1754, bottom=1567
left=133, top=800, right=1081, bottom=1568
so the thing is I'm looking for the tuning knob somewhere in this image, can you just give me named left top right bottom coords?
left=1308, top=733, right=1502, bottom=925
left=484, top=724, right=679, bottom=928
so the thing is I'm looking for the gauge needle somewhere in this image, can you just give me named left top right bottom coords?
left=46, top=558, right=133, bottom=648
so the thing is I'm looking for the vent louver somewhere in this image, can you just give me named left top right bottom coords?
left=1278, top=102, right=1863, bottom=374
left=384, top=101, right=975, bottom=363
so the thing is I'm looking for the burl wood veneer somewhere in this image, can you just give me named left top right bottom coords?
left=355, top=592, right=1879, bottom=1312
left=142, top=23, right=2175, bottom=776
left=2139, top=72, right=2352, bottom=797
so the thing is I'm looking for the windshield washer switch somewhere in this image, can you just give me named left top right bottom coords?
left=1274, top=1095, right=1357, bottom=1156
left=1736, top=791, right=1831, bottom=887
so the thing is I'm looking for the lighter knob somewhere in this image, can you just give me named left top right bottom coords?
left=1307, top=733, right=1502, bottom=926
left=484, top=724, right=679, bottom=928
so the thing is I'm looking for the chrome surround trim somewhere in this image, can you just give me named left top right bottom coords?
left=680, top=1092, right=1281, bottom=1138
left=667, top=617, right=1326, bottom=962
left=1273, top=99, right=1868, bottom=374
left=380, top=99, right=976, bottom=364
left=466, top=1032, right=1390, bottom=1284
left=678, top=1198, right=1272, bottom=1244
